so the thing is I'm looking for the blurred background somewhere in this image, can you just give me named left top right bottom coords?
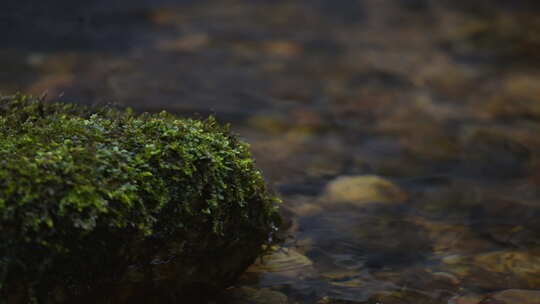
left=2, top=1, right=540, bottom=303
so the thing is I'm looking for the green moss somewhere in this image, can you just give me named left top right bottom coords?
left=0, top=94, right=281, bottom=303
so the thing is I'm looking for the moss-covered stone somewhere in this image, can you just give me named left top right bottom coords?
left=0, top=94, right=281, bottom=303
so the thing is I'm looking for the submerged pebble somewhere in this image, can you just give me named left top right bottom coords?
left=322, top=175, right=407, bottom=205
left=486, top=289, right=540, bottom=304
left=448, top=294, right=485, bottom=304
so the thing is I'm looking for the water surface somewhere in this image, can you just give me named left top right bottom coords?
left=2, top=1, right=540, bottom=303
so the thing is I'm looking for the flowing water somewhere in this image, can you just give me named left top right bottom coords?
left=2, top=1, right=540, bottom=303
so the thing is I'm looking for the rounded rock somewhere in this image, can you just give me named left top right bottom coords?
left=0, top=94, right=281, bottom=303
left=322, top=175, right=407, bottom=205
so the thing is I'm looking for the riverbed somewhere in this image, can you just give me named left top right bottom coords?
left=2, top=1, right=540, bottom=303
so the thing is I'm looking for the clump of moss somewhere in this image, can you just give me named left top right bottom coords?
left=0, top=94, right=281, bottom=303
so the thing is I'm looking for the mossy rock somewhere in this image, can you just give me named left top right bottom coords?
left=0, top=94, right=281, bottom=303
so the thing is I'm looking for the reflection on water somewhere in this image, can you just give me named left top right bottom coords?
left=3, top=0, right=540, bottom=303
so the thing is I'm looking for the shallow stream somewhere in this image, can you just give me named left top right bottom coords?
left=2, top=1, right=540, bottom=303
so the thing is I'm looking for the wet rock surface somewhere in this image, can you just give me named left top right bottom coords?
left=3, top=0, right=540, bottom=303
left=322, top=175, right=408, bottom=205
